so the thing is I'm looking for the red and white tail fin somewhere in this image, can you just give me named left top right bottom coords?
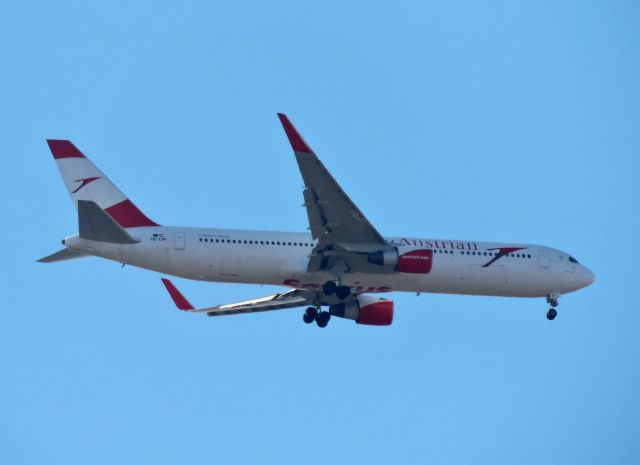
left=46, top=140, right=158, bottom=228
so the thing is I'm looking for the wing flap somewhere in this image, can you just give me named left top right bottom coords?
left=204, top=293, right=310, bottom=316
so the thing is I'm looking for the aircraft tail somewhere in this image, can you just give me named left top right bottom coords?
left=46, top=140, right=158, bottom=228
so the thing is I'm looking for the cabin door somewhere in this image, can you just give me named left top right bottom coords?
left=174, top=232, right=185, bottom=250
left=539, top=249, right=550, bottom=268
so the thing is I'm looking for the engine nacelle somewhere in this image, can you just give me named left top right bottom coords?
left=367, top=247, right=433, bottom=274
left=329, top=295, right=394, bottom=326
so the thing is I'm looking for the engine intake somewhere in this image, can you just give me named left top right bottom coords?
left=368, top=247, right=433, bottom=274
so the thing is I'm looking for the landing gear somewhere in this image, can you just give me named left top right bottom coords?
left=315, top=311, right=331, bottom=328
left=322, top=281, right=337, bottom=296
left=336, top=285, right=351, bottom=300
left=546, top=294, right=560, bottom=321
left=303, top=306, right=318, bottom=324
left=322, top=281, right=350, bottom=300
left=303, top=307, right=331, bottom=328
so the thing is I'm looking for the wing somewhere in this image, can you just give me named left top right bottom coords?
left=161, top=279, right=311, bottom=317
left=278, top=114, right=398, bottom=275
left=277, top=113, right=386, bottom=249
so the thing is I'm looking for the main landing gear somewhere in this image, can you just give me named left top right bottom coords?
left=322, top=281, right=350, bottom=300
left=303, top=306, right=331, bottom=328
left=546, top=294, right=559, bottom=321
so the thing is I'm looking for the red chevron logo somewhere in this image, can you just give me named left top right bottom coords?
left=72, top=176, right=101, bottom=193
left=482, top=247, right=527, bottom=267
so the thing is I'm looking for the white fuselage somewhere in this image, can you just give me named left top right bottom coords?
left=64, top=226, right=595, bottom=298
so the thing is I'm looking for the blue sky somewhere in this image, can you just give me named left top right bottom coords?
left=1, top=1, right=638, bottom=464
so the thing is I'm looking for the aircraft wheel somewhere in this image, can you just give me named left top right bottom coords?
left=303, top=307, right=318, bottom=324
left=336, top=285, right=351, bottom=300
left=322, top=281, right=337, bottom=296
left=546, top=308, right=558, bottom=320
left=316, top=311, right=331, bottom=328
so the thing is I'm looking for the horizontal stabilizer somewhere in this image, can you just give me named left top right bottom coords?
left=37, top=248, right=88, bottom=263
left=78, top=200, right=138, bottom=244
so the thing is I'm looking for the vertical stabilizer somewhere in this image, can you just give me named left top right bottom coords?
left=46, top=140, right=158, bottom=228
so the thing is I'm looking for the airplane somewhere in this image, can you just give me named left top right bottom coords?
left=39, top=113, right=595, bottom=327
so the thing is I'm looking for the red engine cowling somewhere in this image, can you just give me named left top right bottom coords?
left=329, top=296, right=394, bottom=326
left=357, top=300, right=394, bottom=326
left=368, top=247, right=433, bottom=274
left=396, top=249, right=433, bottom=273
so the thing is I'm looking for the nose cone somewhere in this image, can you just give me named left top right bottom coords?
left=579, top=266, right=596, bottom=288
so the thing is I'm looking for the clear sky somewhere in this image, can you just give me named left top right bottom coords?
left=1, top=1, right=638, bottom=464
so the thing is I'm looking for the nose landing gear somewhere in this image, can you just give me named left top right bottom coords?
left=546, top=294, right=560, bottom=320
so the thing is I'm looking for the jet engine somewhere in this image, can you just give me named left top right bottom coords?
left=329, top=295, right=394, bottom=326
left=367, top=247, right=433, bottom=274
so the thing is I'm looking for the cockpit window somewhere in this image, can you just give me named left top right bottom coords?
left=569, top=256, right=579, bottom=264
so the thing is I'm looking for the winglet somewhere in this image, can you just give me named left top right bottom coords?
left=277, top=113, right=314, bottom=154
left=161, top=278, right=194, bottom=311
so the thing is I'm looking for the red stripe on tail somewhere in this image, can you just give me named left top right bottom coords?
left=47, top=140, right=86, bottom=159
left=104, top=199, right=158, bottom=228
